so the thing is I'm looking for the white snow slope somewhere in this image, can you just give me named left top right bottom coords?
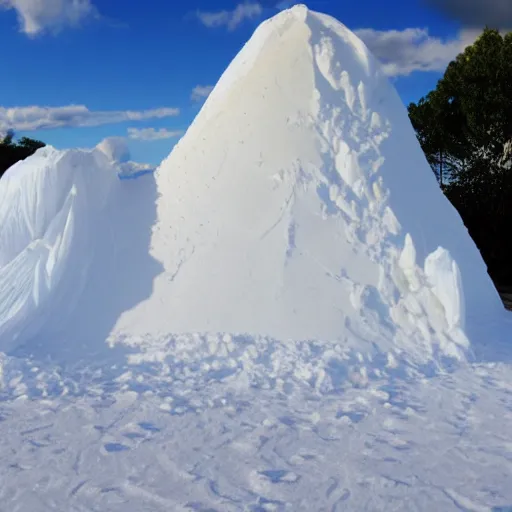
left=0, top=5, right=511, bottom=512
left=109, top=4, right=504, bottom=367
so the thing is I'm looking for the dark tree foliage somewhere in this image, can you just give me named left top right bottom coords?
left=408, top=28, right=512, bottom=286
left=0, top=131, right=46, bottom=179
left=408, top=91, right=468, bottom=186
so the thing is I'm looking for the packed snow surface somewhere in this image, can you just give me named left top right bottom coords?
left=0, top=5, right=511, bottom=511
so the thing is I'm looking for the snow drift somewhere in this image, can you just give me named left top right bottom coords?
left=0, top=144, right=161, bottom=361
left=0, top=5, right=504, bottom=368
left=0, top=147, right=115, bottom=353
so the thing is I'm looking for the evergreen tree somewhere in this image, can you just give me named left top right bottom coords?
left=408, top=28, right=512, bottom=286
left=1, top=129, right=14, bottom=146
left=0, top=131, right=46, bottom=179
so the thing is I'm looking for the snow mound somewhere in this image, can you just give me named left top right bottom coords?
left=0, top=145, right=161, bottom=360
left=0, top=5, right=505, bottom=371
left=110, top=5, right=502, bottom=364
left=0, top=146, right=117, bottom=353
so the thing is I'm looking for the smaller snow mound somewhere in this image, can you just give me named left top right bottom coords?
left=0, top=146, right=118, bottom=353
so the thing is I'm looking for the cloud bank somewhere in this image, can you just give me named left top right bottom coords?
left=127, top=127, right=184, bottom=141
left=356, top=27, right=479, bottom=76
left=0, top=105, right=180, bottom=132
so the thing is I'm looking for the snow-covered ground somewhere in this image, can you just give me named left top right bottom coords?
left=0, top=5, right=511, bottom=511
left=1, top=341, right=512, bottom=511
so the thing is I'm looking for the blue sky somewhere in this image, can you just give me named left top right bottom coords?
left=0, top=0, right=487, bottom=165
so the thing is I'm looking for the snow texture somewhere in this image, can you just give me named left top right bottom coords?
left=0, top=5, right=510, bottom=511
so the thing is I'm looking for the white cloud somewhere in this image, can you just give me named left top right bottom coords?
left=0, top=105, right=180, bottom=132
left=127, top=127, right=184, bottom=141
left=0, top=0, right=98, bottom=36
left=191, top=85, right=214, bottom=102
left=95, top=137, right=155, bottom=178
left=355, top=27, right=479, bottom=76
left=196, top=2, right=262, bottom=31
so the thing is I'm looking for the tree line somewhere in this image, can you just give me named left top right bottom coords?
left=408, top=28, right=512, bottom=288
left=0, top=129, right=45, bottom=179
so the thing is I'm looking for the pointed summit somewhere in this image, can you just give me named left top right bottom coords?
left=289, top=3, right=308, bottom=20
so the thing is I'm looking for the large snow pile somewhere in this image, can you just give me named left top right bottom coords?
left=111, top=5, right=503, bottom=363
left=0, top=5, right=504, bottom=371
